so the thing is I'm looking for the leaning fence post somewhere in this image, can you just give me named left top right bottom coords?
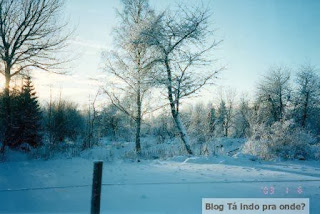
left=91, top=161, right=103, bottom=214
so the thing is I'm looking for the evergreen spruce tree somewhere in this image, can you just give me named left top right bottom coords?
left=0, top=85, right=24, bottom=148
left=216, top=100, right=227, bottom=137
left=18, top=76, right=42, bottom=148
left=207, top=106, right=216, bottom=136
left=0, top=83, right=22, bottom=149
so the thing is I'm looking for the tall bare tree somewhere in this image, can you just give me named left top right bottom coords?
left=214, top=88, right=236, bottom=138
left=234, top=95, right=251, bottom=138
left=222, top=88, right=236, bottom=137
left=0, top=0, right=70, bottom=153
left=103, top=0, right=156, bottom=155
left=257, top=66, right=291, bottom=124
left=294, top=64, right=320, bottom=128
left=83, top=91, right=99, bottom=149
left=142, top=5, right=222, bottom=154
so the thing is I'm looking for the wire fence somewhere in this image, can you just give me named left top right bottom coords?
left=1, top=179, right=320, bottom=193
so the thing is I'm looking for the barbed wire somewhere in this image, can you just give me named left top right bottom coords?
left=0, top=179, right=319, bottom=193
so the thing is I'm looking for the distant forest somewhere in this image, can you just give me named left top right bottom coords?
left=1, top=63, right=319, bottom=160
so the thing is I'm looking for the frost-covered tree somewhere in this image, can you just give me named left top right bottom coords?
left=97, top=104, right=134, bottom=141
left=214, top=88, right=236, bottom=137
left=189, top=103, right=207, bottom=143
left=103, top=0, right=157, bottom=155
left=293, top=64, right=320, bottom=130
left=224, top=90, right=236, bottom=137
left=149, top=108, right=176, bottom=144
left=257, top=66, right=291, bottom=124
left=142, top=5, right=221, bottom=154
left=207, top=103, right=216, bottom=137
left=243, top=120, right=317, bottom=160
left=215, top=100, right=227, bottom=137
left=234, top=96, right=251, bottom=138
left=97, top=105, right=119, bottom=141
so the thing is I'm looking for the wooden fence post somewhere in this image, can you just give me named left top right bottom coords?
left=91, top=161, right=103, bottom=214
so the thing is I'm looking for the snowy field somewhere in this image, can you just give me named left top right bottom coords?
left=0, top=154, right=320, bottom=214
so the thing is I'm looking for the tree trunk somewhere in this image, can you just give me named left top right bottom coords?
left=135, top=86, right=141, bottom=155
left=164, top=58, right=193, bottom=155
left=173, top=113, right=193, bottom=155
left=279, top=89, right=283, bottom=121
left=1, top=70, right=11, bottom=154
left=135, top=115, right=141, bottom=155
left=301, top=91, right=309, bottom=128
left=224, top=122, right=228, bottom=137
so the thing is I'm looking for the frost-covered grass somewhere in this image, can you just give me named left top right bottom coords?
left=2, top=132, right=319, bottom=163
left=20, top=137, right=247, bottom=162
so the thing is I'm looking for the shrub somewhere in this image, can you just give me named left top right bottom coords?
left=243, top=120, right=318, bottom=160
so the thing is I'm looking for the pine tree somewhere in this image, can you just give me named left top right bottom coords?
left=18, top=76, right=42, bottom=148
left=1, top=85, right=25, bottom=148
left=234, top=98, right=251, bottom=137
left=215, top=100, right=227, bottom=137
left=207, top=105, right=216, bottom=136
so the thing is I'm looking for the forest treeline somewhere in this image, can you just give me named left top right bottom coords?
left=0, top=64, right=319, bottom=160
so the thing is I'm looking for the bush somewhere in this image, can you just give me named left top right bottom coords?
left=243, top=120, right=318, bottom=160
left=311, top=144, right=320, bottom=160
left=29, top=139, right=83, bottom=160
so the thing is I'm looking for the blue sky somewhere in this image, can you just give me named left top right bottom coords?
left=212, top=0, right=320, bottom=93
left=2, top=0, right=318, bottom=105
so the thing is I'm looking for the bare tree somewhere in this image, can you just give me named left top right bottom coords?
left=224, top=89, right=236, bottom=137
left=188, top=103, right=207, bottom=142
left=294, top=64, right=320, bottom=128
left=215, top=88, right=236, bottom=137
left=207, top=103, right=216, bottom=137
left=257, top=66, right=291, bottom=124
left=234, top=95, right=251, bottom=138
left=142, top=5, right=222, bottom=154
left=83, top=91, right=99, bottom=149
left=0, top=0, right=71, bottom=154
left=103, top=0, right=156, bottom=155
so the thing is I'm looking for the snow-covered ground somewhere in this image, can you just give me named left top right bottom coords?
left=0, top=154, right=320, bottom=214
